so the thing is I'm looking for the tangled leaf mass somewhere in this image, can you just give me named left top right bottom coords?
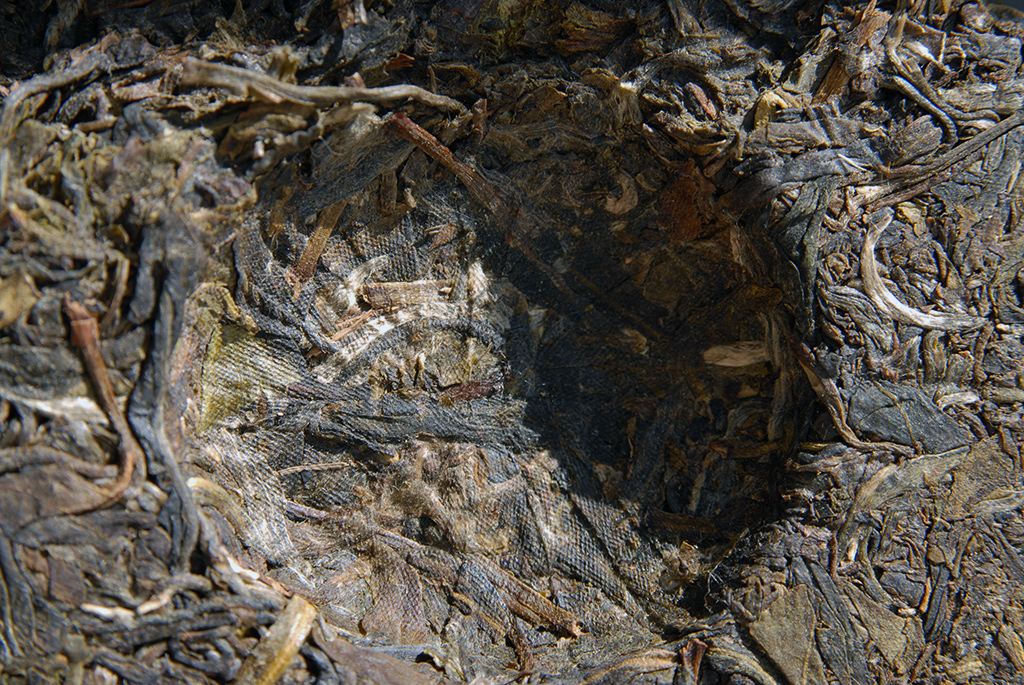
left=1, top=1, right=1024, bottom=683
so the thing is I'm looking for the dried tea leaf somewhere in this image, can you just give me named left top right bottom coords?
left=0, top=273, right=40, bottom=329
left=749, top=585, right=827, bottom=685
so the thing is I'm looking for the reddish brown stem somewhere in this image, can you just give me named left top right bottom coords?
left=387, top=112, right=500, bottom=213
left=65, top=296, right=146, bottom=511
left=290, top=199, right=347, bottom=287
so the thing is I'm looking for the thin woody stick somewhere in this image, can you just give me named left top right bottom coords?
left=387, top=112, right=500, bottom=213
left=65, top=296, right=146, bottom=511
left=179, top=58, right=466, bottom=114
left=287, top=198, right=347, bottom=299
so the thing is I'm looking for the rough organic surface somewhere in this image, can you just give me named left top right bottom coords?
left=1, top=1, right=1024, bottom=683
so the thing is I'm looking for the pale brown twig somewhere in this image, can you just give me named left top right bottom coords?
left=99, top=254, right=130, bottom=331
left=179, top=58, right=465, bottom=114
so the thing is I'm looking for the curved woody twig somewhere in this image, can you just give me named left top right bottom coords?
left=860, top=213, right=984, bottom=331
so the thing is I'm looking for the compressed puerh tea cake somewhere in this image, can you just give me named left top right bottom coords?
left=1, top=1, right=1023, bottom=683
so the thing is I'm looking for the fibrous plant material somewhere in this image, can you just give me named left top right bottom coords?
left=1, top=1, right=1024, bottom=684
